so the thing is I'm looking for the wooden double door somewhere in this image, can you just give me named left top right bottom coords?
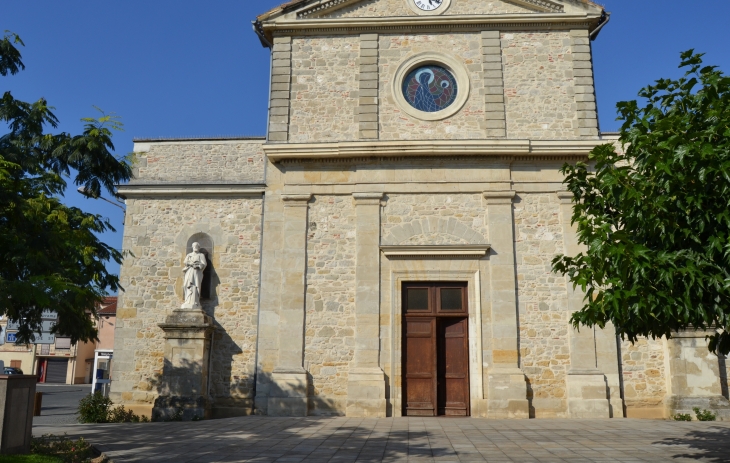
left=403, top=283, right=470, bottom=416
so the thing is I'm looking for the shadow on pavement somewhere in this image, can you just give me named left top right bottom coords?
left=655, top=426, right=730, bottom=462
left=35, top=418, right=433, bottom=462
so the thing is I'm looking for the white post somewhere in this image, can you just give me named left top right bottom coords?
left=91, top=350, right=100, bottom=393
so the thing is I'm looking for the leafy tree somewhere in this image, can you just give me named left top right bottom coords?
left=553, top=51, right=730, bottom=354
left=0, top=31, right=132, bottom=344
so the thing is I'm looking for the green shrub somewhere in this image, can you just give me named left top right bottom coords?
left=673, top=413, right=692, bottom=421
left=77, top=392, right=149, bottom=424
left=77, top=393, right=112, bottom=424
left=31, top=434, right=99, bottom=463
left=694, top=407, right=717, bottom=421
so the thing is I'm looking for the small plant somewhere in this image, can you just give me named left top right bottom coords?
left=673, top=413, right=692, bottom=421
left=77, top=392, right=149, bottom=423
left=77, top=393, right=112, bottom=424
left=694, top=407, right=717, bottom=421
left=31, top=434, right=101, bottom=463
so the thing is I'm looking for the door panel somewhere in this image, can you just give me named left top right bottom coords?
left=438, top=318, right=469, bottom=416
left=404, top=318, right=436, bottom=416
left=402, top=282, right=469, bottom=417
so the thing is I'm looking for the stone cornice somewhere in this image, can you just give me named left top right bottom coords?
left=352, top=192, right=383, bottom=204
left=264, top=139, right=606, bottom=162
left=484, top=191, right=517, bottom=205
left=381, top=245, right=491, bottom=258
left=282, top=193, right=313, bottom=205
left=116, top=183, right=266, bottom=198
left=297, top=0, right=362, bottom=18
left=260, top=13, right=601, bottom=41
left=504, top=0, right=564, bottom=13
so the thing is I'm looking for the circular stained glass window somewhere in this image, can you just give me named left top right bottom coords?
left=402, top=65, right=458, bottom=113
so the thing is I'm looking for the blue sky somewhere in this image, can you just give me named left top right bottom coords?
left=3, top=0, right=729, bottom=285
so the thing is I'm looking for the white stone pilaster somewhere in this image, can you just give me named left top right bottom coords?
left=268, top=193, right=311, bottom=416
left=558, top=191, right=611, bottom=418
left=484, top=191, right=529, bottom=419
left=346, top=192, right=387, bottom=417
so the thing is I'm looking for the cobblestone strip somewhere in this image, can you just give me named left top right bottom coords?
left=358, top=33, right=379, bottom=140
left=571, top=29, right=599, bottom=138
left=269, top=36, right=292, bottom=143
left=482, top=30, right=506, bottom=138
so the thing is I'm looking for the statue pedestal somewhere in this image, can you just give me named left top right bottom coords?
left=156, top=309, right=213, bottom=421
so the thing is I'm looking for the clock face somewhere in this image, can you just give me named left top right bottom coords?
left=414, top=0, right=443, bottom=11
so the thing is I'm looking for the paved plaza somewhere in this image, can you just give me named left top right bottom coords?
left=33, top=417, right=730, bottom=462
left=34, top=384, right=91, bottom=426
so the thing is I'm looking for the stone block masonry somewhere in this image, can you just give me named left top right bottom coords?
left=379, top=33, right=485, bottom=140
left=132, top=140, right=265, bottom=184
left=515, top=193, right=570, bottom=417
left=358, top=34, right=379, bottom=140
left=289, top=36, right=360, bottom=143
left=305, top=195, right=357, bottom=415
left=481, top=31, right=506, bottom=138
left=269, top=37, right=292, bottom=143
left=502, top=31, right=577, bottom=140
left=110, top=197, right=263, bottom=417
left=571, top=29, right=599, bottom=138
left=328, top=0, right=533, bottom=18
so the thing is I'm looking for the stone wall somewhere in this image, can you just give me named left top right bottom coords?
left=111, top=197, right=263, bottom=413
left=514, top=193, right=570, bottom=417
left=132, top=141, right=265, bottom=183
left=502, top=31, right=578, bottom=139
left=289, top=37, right=360, bottom=143
left=381, top=193, right=488, bottom=245
left=379, top=33, right=485, bottom=140
left=620, top=338, right=668, bottom=418
left=449, top=0, right=533, bottom=15
left=329, top=0, right=411, bottom=18
left=328, top=0, right=533, bottom=18
left=304, top=195, right=357, bottom=414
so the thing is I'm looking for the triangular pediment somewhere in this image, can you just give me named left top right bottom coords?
left=258, top=0, right=603, bottom=22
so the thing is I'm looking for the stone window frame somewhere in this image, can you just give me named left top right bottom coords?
left=404, top=0, right=452, bottom=16
left=392, top=52, right=471, bottom=122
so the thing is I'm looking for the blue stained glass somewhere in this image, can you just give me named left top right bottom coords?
left=402, top=65, right=458, bottom=113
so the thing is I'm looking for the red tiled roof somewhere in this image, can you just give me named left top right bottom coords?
left=98, top=297, right=117, bottom=315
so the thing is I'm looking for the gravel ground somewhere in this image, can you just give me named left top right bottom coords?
left=33, top=384, right=92, bottom=426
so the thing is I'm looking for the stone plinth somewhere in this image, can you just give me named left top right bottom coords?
left=486, top=368, right=530, bottom=419
left=666, top=331, right=730, bottom=421
left=156, top=309, right=213, bottom=421
left=0, top=375, right=36, bottom=455
left=346, top=367, right=387, bottom=417
left=267, top=368, right=309, bottom=416
left=566, top=370, right=611, bottom=418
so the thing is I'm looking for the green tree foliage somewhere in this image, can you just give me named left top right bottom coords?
left=0, top=31, right=132, bottom=343
left=552, top=51, right=730, bottom=354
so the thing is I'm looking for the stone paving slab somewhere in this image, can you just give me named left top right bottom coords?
left=33, top=417, right=730, bottom=462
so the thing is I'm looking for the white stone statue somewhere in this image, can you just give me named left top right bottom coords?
left=182, top=242, right=207, bottom=309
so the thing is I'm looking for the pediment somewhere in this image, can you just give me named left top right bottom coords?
left=258, top=0, right=603, bottom=22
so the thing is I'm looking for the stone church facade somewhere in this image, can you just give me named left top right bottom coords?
left=110, top=0, right=730, bottom=420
